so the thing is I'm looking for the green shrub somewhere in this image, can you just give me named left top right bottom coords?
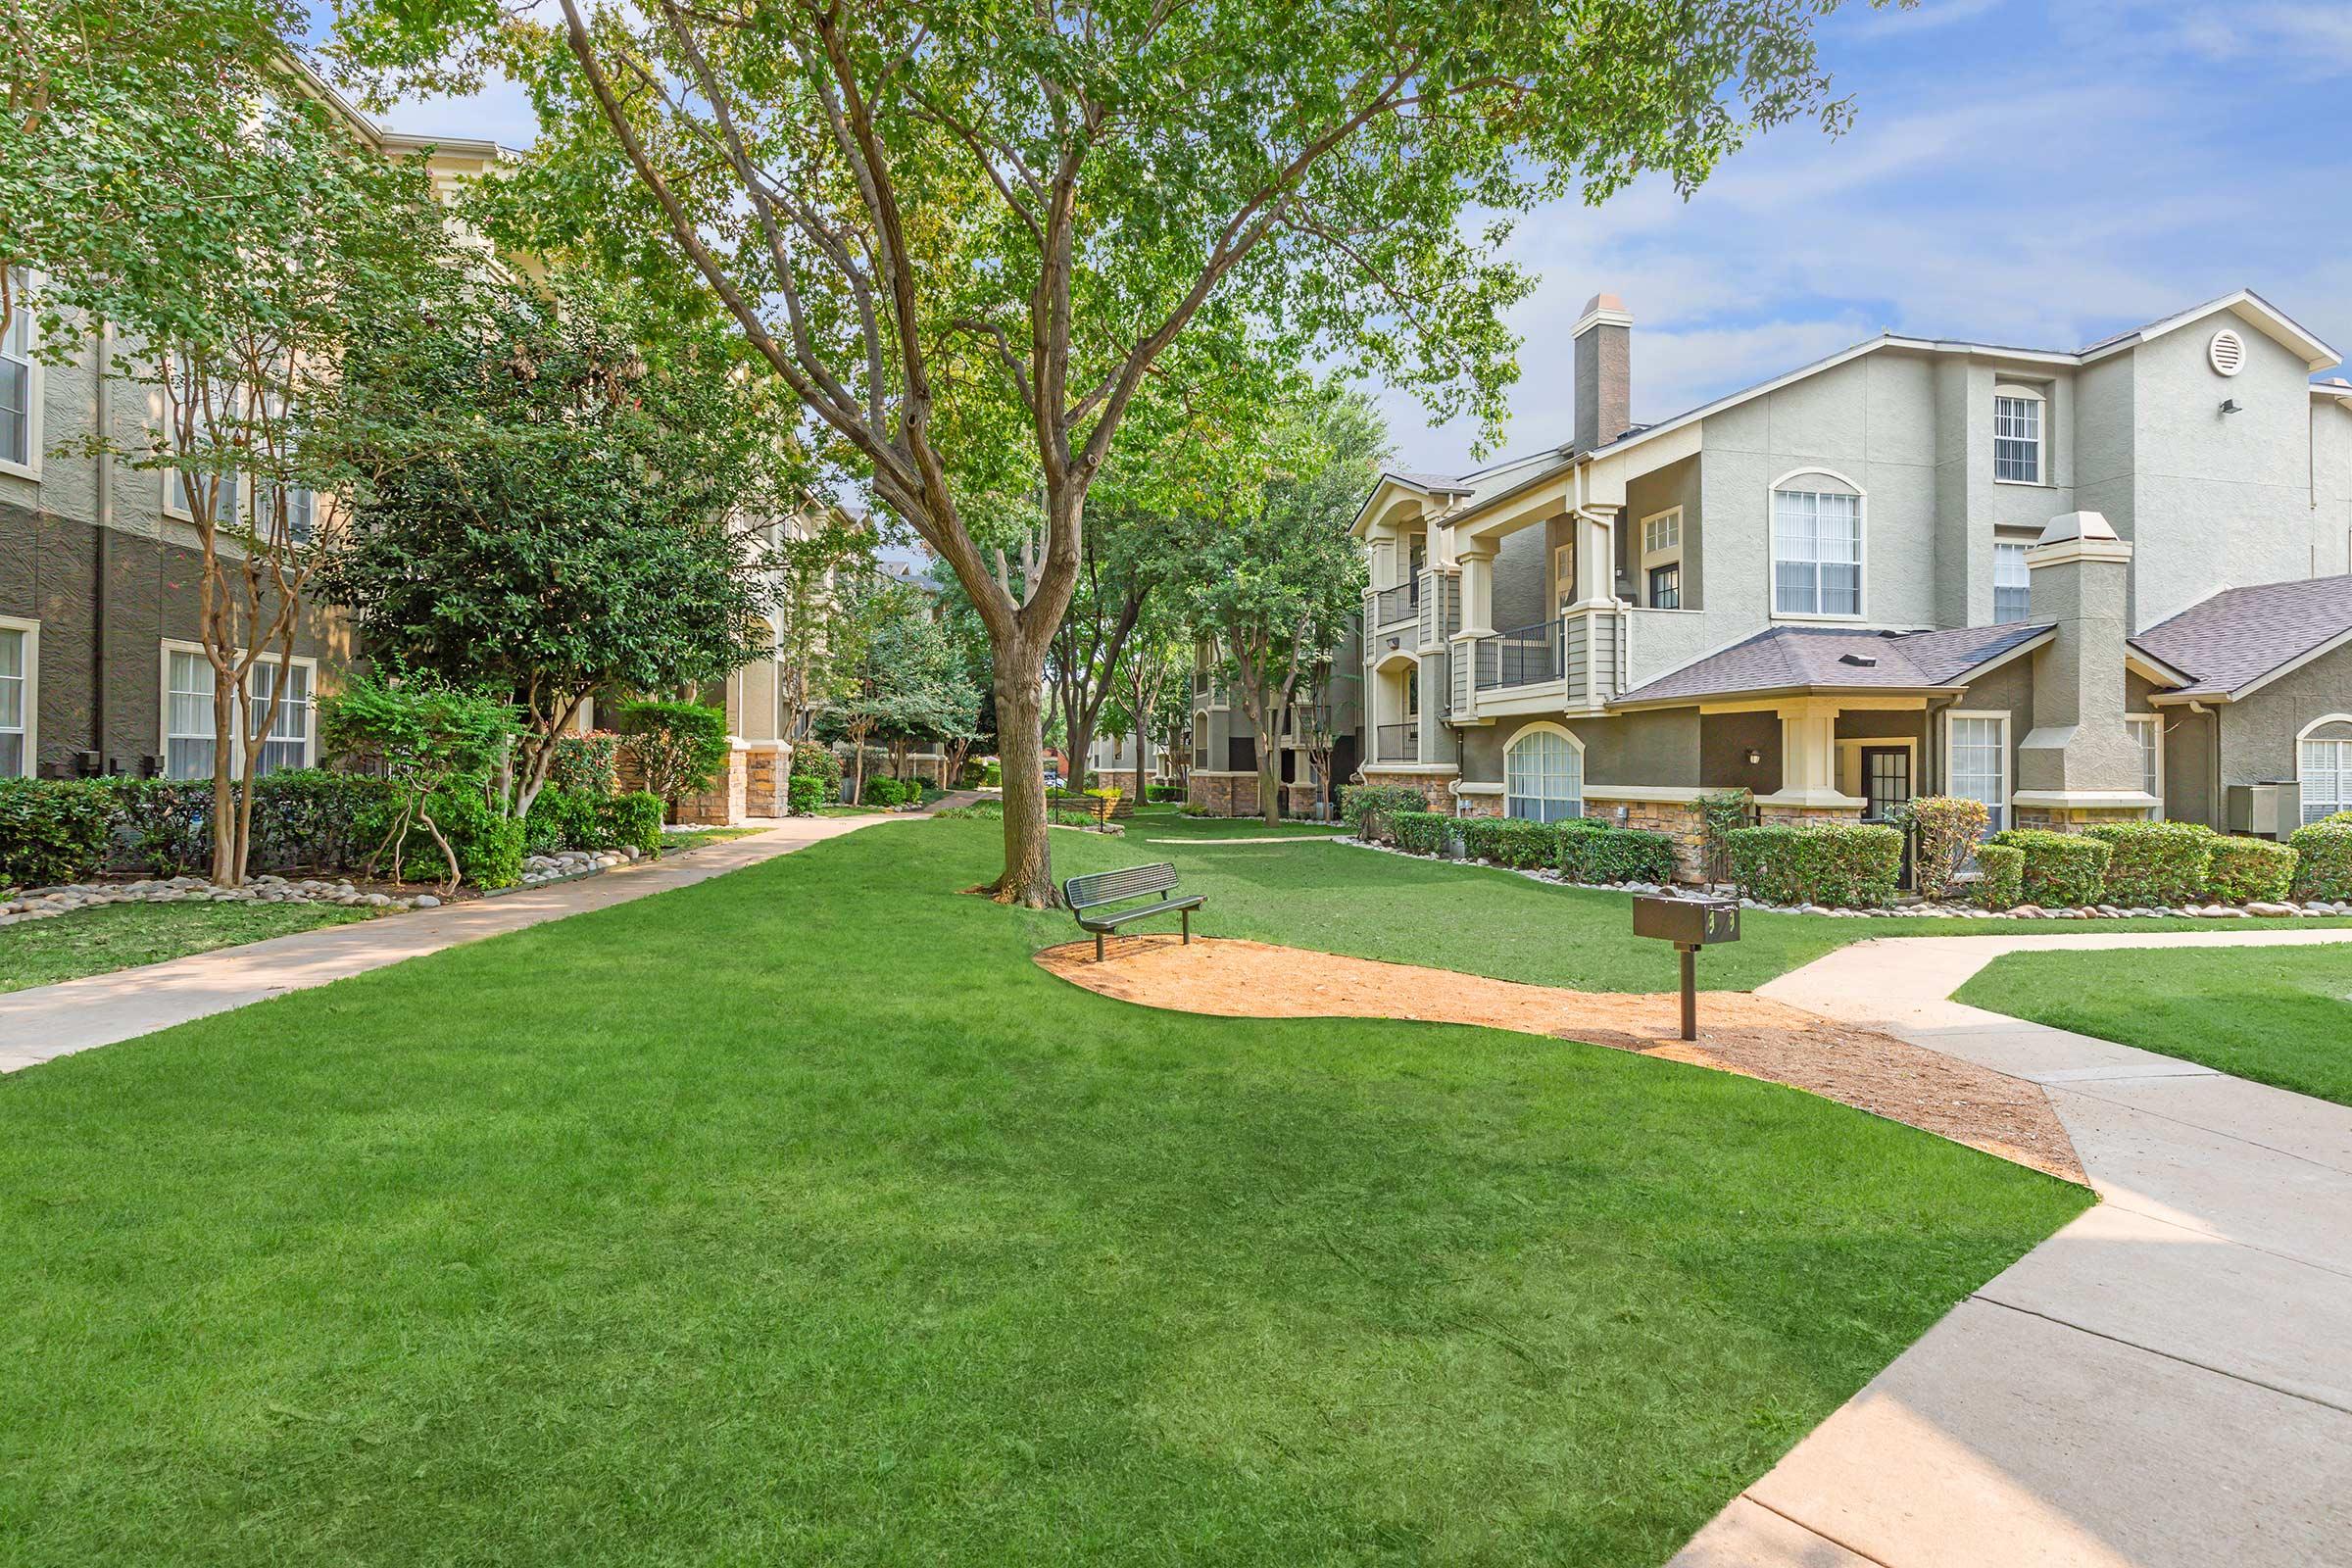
left=547, top=731, right=620, bottom=796
left=616, top=701, right=731, bottom=818
left=1460, top=816, right=1558, bottom=868
left=354, top=784, right=524, bottom=889
left=1556, top=824, right=1679, bottom=886
left=100, top=773, right=394, bottom=876
left=1986, top=828, right=2112, bottom=907
left=2083, top=820, right=2214, bottom=905
left=525, top=785, right=612, bottom=855
left=790, top=744, right=842, bottom=785
left=1389, top=809, right=1454, bottom=856
left=1896, top=795, right=1990, bottom=901
left=864, top=775, right=920, bottom=808
left=601, top=791, right=664, bottom=857
left=1695, top=788, right=1754, bottom=882
left=2205, top=835, right=2296, bottom=903
left=787, top=773, right=827, bottom=816
left=1972, top=844, right=2025, bottom=910
left=0, top=778, right=119, bottom=887
left=1146, top=784, right=1183, bottom=803
left=1726, top=821, right=1902, bottom=908
left=980, top=760, right=1004, bottom=788
left=1337, top=784, right=1427, bottom=841
left=2286, top=822, right=2352, bottom=901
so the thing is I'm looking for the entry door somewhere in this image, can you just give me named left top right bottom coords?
left=1861, top=746, right=1914, bottom=888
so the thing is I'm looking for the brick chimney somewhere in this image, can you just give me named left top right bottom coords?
left=2016, top=511, right=2151, bottom=817
left=1573, top=293, right=1633, bottom=453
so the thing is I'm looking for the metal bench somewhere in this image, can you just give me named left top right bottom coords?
left=1062, top=861, right=1205, bottom=961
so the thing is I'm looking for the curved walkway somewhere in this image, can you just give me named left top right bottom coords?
left=1674, top=928, right=2352, bottom=1568
left=0, top=803, right=965, bottom=1073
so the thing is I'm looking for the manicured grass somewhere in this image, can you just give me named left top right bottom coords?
left=0, top=900, right=374, bottom=994
left=657, top=825, right=770, bottom=853
left=1957, top=942, right=2352, bottom=1105
left=814, top=803, right=888, bottom=817
left=0, top=816, right=2089, bottom=1565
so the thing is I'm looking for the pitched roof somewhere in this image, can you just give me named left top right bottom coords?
left=1612, top=621, right=2052, bottom=708
left=2130, top=575, right=2352, bottom=699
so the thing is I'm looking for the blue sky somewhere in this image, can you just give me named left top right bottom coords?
left=353, top=0, right=2352, bottom=479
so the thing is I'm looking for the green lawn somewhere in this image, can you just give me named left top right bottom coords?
left=0, top=900, right=375, bottom=995
left=657, top=825, right=772, bottom=853
left=1958, top=942, right=2352, bottom=1105
left=0, top=817, right=2090, bottom=1565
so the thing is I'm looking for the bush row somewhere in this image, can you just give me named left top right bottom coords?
left=1338, top=784, right=1430, bottom=839
left=1987, top=820, right=2313, bottom=907
left=1384, top=808, right=1678, bottom=886
left=861, top=775, right=925, bottom=808
left=2288, top=822, right=2352, bottom=901
left=1725, top=821, right=1903, bottom=908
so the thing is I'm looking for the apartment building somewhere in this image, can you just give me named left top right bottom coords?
left=1334, top=288, right=2352, bottom=874
left=1182, top=626, right=1365, bottom=817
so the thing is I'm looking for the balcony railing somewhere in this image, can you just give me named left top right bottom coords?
left=1373, top=721, right=1419, bottom=763
left=1282, top=705, right=1332, bottom=741
left=1373, top=579, right=1419, bottom=626
left=1473, top=618, right=1561, bottom=691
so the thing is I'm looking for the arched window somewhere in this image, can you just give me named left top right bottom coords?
left=1770, top=469, right=1863, bottom=617
left=2299, top=715, right=2352, bottom=826
left=1505, top=726, right=1583, bottom=823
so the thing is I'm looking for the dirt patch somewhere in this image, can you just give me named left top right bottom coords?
left=1037, top=936, right=2083, bottom=1185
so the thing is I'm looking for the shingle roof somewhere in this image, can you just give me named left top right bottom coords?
left=1613, top=621, right=2053, bottom=708
left=2130, top=575, right=2352, bottom=698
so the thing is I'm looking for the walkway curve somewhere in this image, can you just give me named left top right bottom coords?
left=0, top=803, right=967, bottom=1073
left=1673, top=927, right=2352, bottom=1568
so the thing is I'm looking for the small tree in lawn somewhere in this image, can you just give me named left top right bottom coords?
left=321, top=671, right=516, bottom=895
left=1178, top=387, right=1382, bottom=825
left=770, top=508, right=879, bottom=789
left=1103, top=610, right=1189, bottom=794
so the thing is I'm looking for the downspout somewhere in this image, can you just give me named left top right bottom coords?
left=2188, top=700, right=2222, bottom=832
left=91, top=317, right=112, bottom=772
left=1923, top=691, right=1961, bottom=802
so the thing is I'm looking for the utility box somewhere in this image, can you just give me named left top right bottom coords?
left=2227, top=782, right=2300, bottom=839
left=1633, top=896, right=1740, bottom=948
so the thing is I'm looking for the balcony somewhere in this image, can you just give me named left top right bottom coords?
left=1473, top=618, right=1560, bottom=691
left=1459, top=607, right=1628, bottom=717
left=1372, top=579, right=1419, bottom=627
left=1282, top=705, right=1332, bottom=742
left=1373, top=721, right=1419, bottom=763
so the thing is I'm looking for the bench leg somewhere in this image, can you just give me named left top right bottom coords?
left=1095, top=931, right=1105, bottom=963
left=1181, top=907, right=1190, bottom=945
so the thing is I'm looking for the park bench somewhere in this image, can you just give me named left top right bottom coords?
left=1063, top=862, right=1205, bottom=962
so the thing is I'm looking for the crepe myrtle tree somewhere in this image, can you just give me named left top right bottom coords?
left=334, top=0, right=1878, bottom=906
left=1179, top=385, right=1381, bottom=825
left=769, top=505, right=882, bottom=786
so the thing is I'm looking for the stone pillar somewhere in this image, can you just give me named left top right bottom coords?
left=2016, top=511, right=2156, bottom=819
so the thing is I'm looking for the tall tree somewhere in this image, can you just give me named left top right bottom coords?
left=827, top=585, right=979, bottom=804
left=770, top=505, right=880, bottom=784
left=1102, top=604, right=1189, bottom=794
left=336, top=0, right=1872, bottom=905
left=1178, top=386, right=1383, bottom=824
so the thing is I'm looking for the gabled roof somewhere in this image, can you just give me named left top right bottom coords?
left=2078, top=288, right=2337, bottom=370
left=1611, top=621, right=2053, bottom=709
left=2132, top=575, right=2352, bottom=701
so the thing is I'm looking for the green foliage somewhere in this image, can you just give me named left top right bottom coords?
left=525, top=786, right=614, bottom=856
left=1894, top=796, right=1989, bottom=901
left=1694, top=789, right=1755, bottom=878
left=616, top=702, right=732, bottom=816
left=1389, top=810, right=1454, bottom=857
left=322, top=672, right=520, bottom=890
left=790, top=745, right=842, bottom=785
left=1972, top=844, right=2025, bottom=911
left=0, top=779, right=119, bottom=888
left=353, top=784, right=522, bottom=890
left=602, top=792, right=665, bottom=858
left=1985, top=829, right=2113, bottom=908
left=1145, top=784, right=1183, bottom=803
left=101, top=771, right=395, bottom=878
left=787, top=773, right=829, bottom=817
left=1459, top=817, right=1558, bottom=869
left=2082, top=820, right=2215, bottom=906
left=1558, top=825, right=1680, bottom=887
left=2287, top=823, right=2352, bottom=901
left=1338, top=784, right=1428, bottom=840
left=2205, top=836, right=2296, bottom=904
left=981, top=761, right=1004, bottom=788
left=861, top=776, right=921, bottom=808
left=548, top=732, right=621, bottom=797
left=1727, top=822, right=1903, bottom=908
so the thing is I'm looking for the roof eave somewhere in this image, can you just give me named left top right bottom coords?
left=1607, top=680, right=1973, bottom=713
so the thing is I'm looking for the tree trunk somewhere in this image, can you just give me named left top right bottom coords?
left=849, top=725, right=869, bottom=807
left=1066, top=712, right=1096, bottom=797
left=1257, top=743, right=1283, bottom=828
left=209, top=677, right=240, bottom=885
left=987, top=636, right=1057, bottom=907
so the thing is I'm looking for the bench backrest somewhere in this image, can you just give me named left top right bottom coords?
left=1064, top=861, right=1178, bottom=910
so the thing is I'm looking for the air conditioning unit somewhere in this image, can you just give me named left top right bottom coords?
left=2227, top=782, right=2299, bottom=838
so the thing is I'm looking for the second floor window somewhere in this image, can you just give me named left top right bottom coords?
left=0, top=282, right=32, bottom=469
left=1771, top=486, right=1861, bottom=616
left=1994, top=392, right=2042, bottom=483
left=1648, top=563, right=1681, bottom=610
left=1993, top=540, right=2032, bottom=623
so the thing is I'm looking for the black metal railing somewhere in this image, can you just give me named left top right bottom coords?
left=1373, top=722, right=1419, bottom=763
left=1373, top=580, right=1419, bottom=626
left=1473, top=617, right=1562, bottom=691
left=1283, top=705, right=1331, bottom=740
left=1702, top=805, right=1763, bottom=889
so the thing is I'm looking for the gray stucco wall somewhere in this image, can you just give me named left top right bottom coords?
left=1491, top=518, right=1549, bottom=633
left=2218, top=642, right=2352, bottom=795
left=1699, top=710, right=1780, bottom=794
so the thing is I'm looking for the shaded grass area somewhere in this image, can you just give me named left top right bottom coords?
left=656, top=825, right=770, bottom=853
left=0, top=817, right=2088, bottom=1565
left=1958, top=942, right=2352, bottom=1105
left=0, top=900, right=374, bottom=995
left=1075, top=817, right=2352, bottom=992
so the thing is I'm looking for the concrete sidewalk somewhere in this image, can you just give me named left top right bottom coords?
left=1673, top=929, right=2352, bottom=1568
left=0, top=807, right=936, bottom=1073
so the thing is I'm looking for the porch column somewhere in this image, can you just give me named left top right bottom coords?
left=1570, top=509, right=1618, bottom=608
left=1756, top=700, right=1866, bottom=812
left=1456, top=545, right=1496, bottom=636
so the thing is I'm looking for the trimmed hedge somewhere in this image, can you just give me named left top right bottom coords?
left=862, top=775, right=921, bottom=808
left=1972, top=844, right=2025, bottom=910
left=1390, top=809, right=1453, bottom=857
left=2083, top=820, right=2214, bottom=906
left=1459, top=817, right=1557, bottom=868
left=0, top=777, right=119, bottom=887
left=602, top=791, right=664, bottom=857
left=1557, top=823, right=1678, bottom=886
left=2288, top=822, right=2352, bottom=901
left=787, top=773, right=828, bottom=816
left=1338, top=784, right=1428, bottom=840
left=1146, top=784, right=1184, bottom=803
left=1986, top=828, right=2112, bottom=908
left=106, top=771, right=393, bottom=876
left=2206, top=835, right=2296, bottom=903
left=1727, top=821, right=1903, bottom=908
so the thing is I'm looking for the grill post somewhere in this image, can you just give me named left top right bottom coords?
left=1678, top=946, right=1697, bottom=1041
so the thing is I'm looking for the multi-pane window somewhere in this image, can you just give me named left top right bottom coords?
left=1994, top=394, right=2042, bottom=483
left=1505, top=729, right=1584, bottom=824
left=257, top=480, right=315, bottom=545
left=0, top=626, right=25, bottom=776
left=0, top=278, right=32, bottom=468
left=2128, top=715, right=2162, bottom=806
left=1648, top=563, right=1681, bottom=610
left=1643, top=513, right=1680, bottom=555
left=165, top=649, right=312, bottom=779
left=1771, top=487, right=1861, bottom=616
left=1948, top=714, right=2008, bottom=833
left=249, top=659, right=312, bottom=774
left=2302, top=736, right=2352, bottom=825
left=1993, top=540, right=2032, bottom=623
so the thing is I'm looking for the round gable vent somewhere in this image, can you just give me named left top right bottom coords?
left=2209, top=327, right=2245, bottom=376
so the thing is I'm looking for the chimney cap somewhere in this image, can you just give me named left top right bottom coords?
left=1574, top=292, right=1634, bottom=334
left=2036, top=510, right=2120, bottom=547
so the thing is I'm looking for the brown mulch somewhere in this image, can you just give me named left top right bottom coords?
left=1037, top=935, right=2084, bottom=1185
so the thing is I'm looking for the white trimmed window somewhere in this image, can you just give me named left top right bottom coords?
left=1771, top=484, right=1861, bottom=616
left=1504, top=727, right=1584, bottom=824
left=1552, top=540, right=1577, bottom=612
left=0, top=275, right=34, bottom=471
left=248, top=659, right=312, bottom=774
left=1642, top=512, right=1679, bottom=555
left=0, top=622, right=28, bottom=776
left=164, top=647, right=315, bottom=779
left=1994, top=387, right=2042, bottom=483
left=1993, top=540, right=2032, bottom=623
left=2301, top=733, right=2352, bottom=825
left=2128, top=715, right=2162, bottom=806
left=1948, top=712, right=2009, bottom=833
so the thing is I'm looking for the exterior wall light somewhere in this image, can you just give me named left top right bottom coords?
left=1745, top=748, right=1763, bottom=765
left=2220, top=399, right=2243, bottom=416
